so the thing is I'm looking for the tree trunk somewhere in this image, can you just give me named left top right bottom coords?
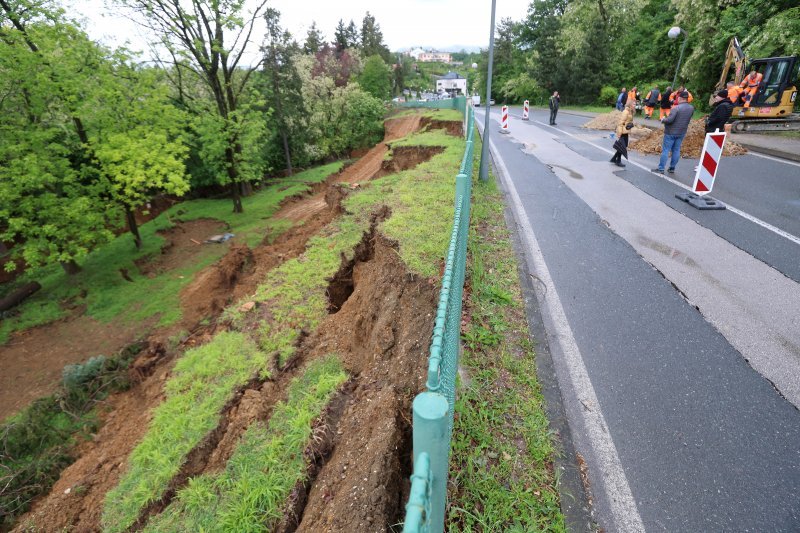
left=125, top=207, right=142, bottom=249
left=231, top=183, right=243, bottom=213
left=61, top=260, right=81, bottom=275
left=0, top=281, right=41, bottom=312
left=280, top=129, right=293, bottom=176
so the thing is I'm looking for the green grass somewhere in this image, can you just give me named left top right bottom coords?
left=102, top=120, right=466, bottom=531
left=446, top=133, right=565, bottom=532
left=141, top=356, right=347, bottom=532
left=101, top=331, right=267, bottom=533
left=0, top=161, right=345, bottom=344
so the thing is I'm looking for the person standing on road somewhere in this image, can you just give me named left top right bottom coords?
left=610, top=97, right=635, bottom=167
left=706, top=89, right=734, bottom=133
left=659, top=85, right=673, bottom=119
left=616, top=87, right=628, bottom=111
left=549, top=91, right=560, bottom=125
left=653, top=90, right=694, bottom=174
left=644, top=86, right=660, bottom=119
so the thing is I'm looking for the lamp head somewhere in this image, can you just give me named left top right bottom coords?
left=668, top=26, right=682, bottom=39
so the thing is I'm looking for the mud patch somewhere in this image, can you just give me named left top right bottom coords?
left=0, top=315, right=150, bottom=421
left=136, top=219, right=227, bottom=277
left=420, top=116, right=464, bottom=137
left=180, top=244, right=254, bottom=326
left=378, top=146, right=445, bottom=177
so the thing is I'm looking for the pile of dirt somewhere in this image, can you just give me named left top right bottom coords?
left=582, top=110, right=622, bottom=130
left=630, top=119, right=747, bottom=157
left=581, top=110, right=652, bottom=140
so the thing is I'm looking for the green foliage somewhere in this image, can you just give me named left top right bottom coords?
left=142, top=356, right=347, bottom=532
left=447, top=143, right=564, bottom=531
left=598, top=85, right=620, bottom=106
left=102, top=331, right=267, bottom=533
left=0, top=342, right=142, bottom=527
left=0, top=161, right=344, bottom=344
left=359, top=55, right=392, bottom=101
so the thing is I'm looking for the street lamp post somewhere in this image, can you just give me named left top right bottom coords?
left=478, top=0, right=497, bottom=182
left=669, top=26, right=688, bottom=89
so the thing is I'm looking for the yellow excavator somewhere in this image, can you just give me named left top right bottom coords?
left=713, top=37, right=800, bottom=132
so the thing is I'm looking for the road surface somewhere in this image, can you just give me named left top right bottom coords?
left=475, top=106, right=800, bottom=531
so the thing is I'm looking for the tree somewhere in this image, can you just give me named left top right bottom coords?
left=118, top=0, right=270, bottom=213
left=333, top=19, right=359, bottom=53
left=359, top=55, right=391, bottom=101
left=262, top=8, right=305, bottom=176
left=360, top=11, right=390, bottom=62
left=0, top=1, right=190, bottom=270
left=304, top=21, right=324, bottom=54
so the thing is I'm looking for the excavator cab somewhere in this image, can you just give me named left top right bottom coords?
left=731, top=55, right=799, bottom=130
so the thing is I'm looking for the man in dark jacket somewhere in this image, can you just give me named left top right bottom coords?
left=705, top=89, right=734, bottom=133
left=653, top=91, right=694, bottom=174
left=549, top=91, right=560, bottom=125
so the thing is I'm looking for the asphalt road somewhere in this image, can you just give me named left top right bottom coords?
left=475, top=106, right=800, bottom=531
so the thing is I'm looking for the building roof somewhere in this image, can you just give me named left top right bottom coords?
left=441, top=71, right=464, bottom=79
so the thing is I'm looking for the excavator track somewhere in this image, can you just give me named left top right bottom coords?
left=731, top=114, right=800, bottom=133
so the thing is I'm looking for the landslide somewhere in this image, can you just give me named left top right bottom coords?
left=11, top=111, right=438, bottom=533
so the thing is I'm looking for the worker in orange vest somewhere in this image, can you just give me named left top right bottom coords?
left=726, top=81, right=744, bottom=106
left=643, top=86, right=660, bottom=119
left=671, top=86, right=693, bottom=106
left=740, top=68, right=763, bottom=108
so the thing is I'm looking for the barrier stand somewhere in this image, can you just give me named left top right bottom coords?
left=500, top=105, right=510, bottom=133
left=676, top=129, right=727, bottom=210
left=522, top=100, right=529, bottom=120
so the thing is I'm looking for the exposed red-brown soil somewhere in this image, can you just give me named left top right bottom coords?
left=0, top=316, right=150, bottom=421
left=9, top=109, right=454, bottom=532
left=379, top=145, right=445, bottom=177
left=421, top=116, right=464, bottom=137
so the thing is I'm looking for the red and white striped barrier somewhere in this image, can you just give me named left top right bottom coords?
left=522, top=100, right=529, bottom=120
left=500, top=105, right=509, bottom=132
left=692, top=130, right=726, bottom=195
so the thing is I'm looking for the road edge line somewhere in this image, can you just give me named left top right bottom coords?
left=483, top=125, right=646, bottom=532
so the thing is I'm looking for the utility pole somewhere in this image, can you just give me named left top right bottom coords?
left=668, top=26, right=689, bottom=90
left=479, top=0, right=497, bottom=182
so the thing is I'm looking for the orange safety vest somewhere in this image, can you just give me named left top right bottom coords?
left=728, top=85, right=744, bottom=103
left=628, top=90, right=637, bottom=102
left=671, top=90, right=693, bottom=105
left=741, top=72, right=763, bottom=89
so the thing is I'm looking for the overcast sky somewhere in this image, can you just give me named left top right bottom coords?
left=68, top=0, right=532, bottom=56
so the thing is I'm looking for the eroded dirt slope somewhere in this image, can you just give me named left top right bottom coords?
left=9, top=111, right=435, bottom=531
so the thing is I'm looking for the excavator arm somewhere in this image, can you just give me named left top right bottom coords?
left=714, top=37, right=746, bottom=92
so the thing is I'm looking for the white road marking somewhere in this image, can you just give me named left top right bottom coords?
left=533, top=120, right=800, bottom=247
left=480, top=123, right=646, bottom=532
left=748, top=150, right=800, bottom=169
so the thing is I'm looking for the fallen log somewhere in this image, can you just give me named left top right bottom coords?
left=0, top=281, right=41, bottom=312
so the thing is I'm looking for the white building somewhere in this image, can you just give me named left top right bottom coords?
left=419, top=51, right=452, bottom=63
left=436, top=71, right=467, bottom=96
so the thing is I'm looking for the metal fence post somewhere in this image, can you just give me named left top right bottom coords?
left=412, top=392, right=450, bottom=533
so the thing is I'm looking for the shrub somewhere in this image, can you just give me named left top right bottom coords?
left=598, top=85, right=619, bottom=107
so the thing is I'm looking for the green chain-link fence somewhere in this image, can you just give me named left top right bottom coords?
left=399, top=96, right=474, bottom=533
